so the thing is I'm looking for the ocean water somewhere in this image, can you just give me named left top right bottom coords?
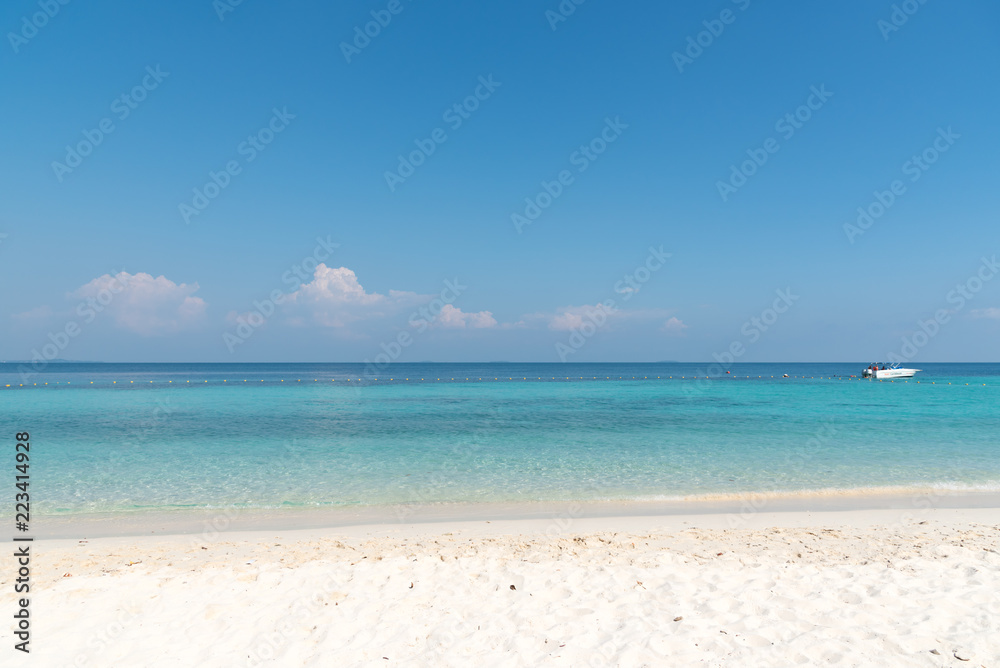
left=2, top=363, right=998, bottom=516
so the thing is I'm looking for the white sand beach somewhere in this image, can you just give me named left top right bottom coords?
left=5, top=507, right=999, bottom=667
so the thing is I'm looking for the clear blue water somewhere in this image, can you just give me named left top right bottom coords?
left=2, top=363, right=998, bottom=516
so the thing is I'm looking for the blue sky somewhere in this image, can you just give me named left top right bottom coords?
left=1, top=0, right=998, bottom=363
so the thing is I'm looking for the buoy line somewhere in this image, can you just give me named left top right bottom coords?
left=2, top=375, right=991, bottom=388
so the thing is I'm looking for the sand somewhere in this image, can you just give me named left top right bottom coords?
left=3, top=507, right=999, bottom=667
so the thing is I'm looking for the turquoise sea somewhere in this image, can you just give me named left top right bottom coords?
left=2, top=363, right=998, bottom=517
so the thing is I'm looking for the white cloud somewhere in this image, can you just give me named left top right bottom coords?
left=282, top=266, right=499, bottom=334
left=542, top=305, right=680, bottom=332
left=432, top=303, right=497, bottom=329
left=548, top=305, right=610, bottom=331
left=72, top=271, right=206, bottom=336
left=660, top=316, right=688, bottom=334
left=971, top=307, right=1000, bottom=320
left=288, top=264, right=388, bottom=306
left=284, top=264, right=424, bottom=329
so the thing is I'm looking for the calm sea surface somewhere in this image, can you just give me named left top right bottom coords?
left=2, top=363, right=998, bottom=516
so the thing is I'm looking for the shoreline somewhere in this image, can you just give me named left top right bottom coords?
left=34, top=489, right=1000, bottom=539
left=34, top=506, right=1000, bottom=548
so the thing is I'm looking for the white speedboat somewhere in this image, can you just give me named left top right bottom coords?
left=862, top=363, right=920, bottom=380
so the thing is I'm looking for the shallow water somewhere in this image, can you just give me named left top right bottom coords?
left=3, top=362, right=998, bottom=516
